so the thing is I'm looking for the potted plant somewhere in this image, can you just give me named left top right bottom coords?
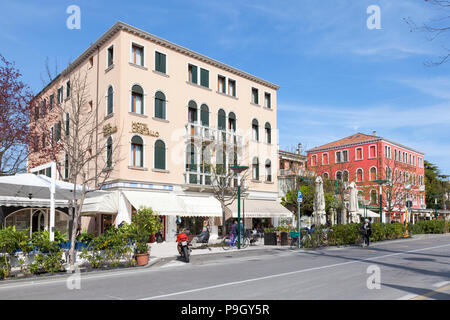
left=130, top=207, right=163, bottom=266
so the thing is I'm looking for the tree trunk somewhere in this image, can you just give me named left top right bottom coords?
left=68, top=203, right=78, bottom=271
left=221, top=204, right=226, bottom=237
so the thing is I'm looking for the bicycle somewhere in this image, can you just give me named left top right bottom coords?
left=289, top=231, right=311, bottom=249
left=222, top=233, right=250, bottom=250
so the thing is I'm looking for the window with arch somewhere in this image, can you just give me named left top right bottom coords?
left=218, top=109, right=226, bottom=131
left=370, top=167, right=377, bottom=181
left=252, top=157, right=259, bottom=180
left=323, top=172, right=329, bottom=180
left=336, top=171, right=343, bottom=181
left=228, top=112, right=236, bottom=132
left=131, top=85, right=144, bottom=114
left=154, top=140, right=166, bottom=170
left=188, top=100, right=197, bottom=123
left=265, top=122, right=271, bottom=144
left=343, top=170, right=349, bottom=182
left=200, top=104, right=209, bottom=126
left=154, top=91, right=166, bottom=119
left=322, top=153, right=329, bottom=165
left=355, top=147, right=363, bottom=160
left=106, top=136, right=112, bottom=168
left=107, top=86, right=113, bottom=115
left=356, top=169, right=363, bottom=182
left=130, top=135, right=143, bottom=167
left=265, top=159, right=272, bottom=182
left=311, top=155, right=317, bottom=166
left=252, top=119, right=259, bottom=141
left=370, top=190, right=378, bottom=205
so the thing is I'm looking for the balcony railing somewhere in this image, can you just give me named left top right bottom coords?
left=278, top=169, right=303, bottom=176
left=183, top=170, right=238, bottom=187
left=185, top=123, right=243, bottom=146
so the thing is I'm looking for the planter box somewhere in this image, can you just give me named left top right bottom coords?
left=264, top=232, right=277, bottom=246
left=280, top=232, right=288, bottom=246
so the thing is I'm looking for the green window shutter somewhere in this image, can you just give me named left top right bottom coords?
left=200, top=68, right=209, bottom=88
left=190, top=65, right=198, bottom=84
left=155, top=140, right=166, bottom=170
left=155, top=91, right=166, bottom=119
left=200, top=105, right=209, bottom=126
left=155, top=52, right=166, bottom=73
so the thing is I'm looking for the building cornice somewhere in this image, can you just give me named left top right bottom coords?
left=36, top=21, right=280, bottom=99
left=306, top=137, right=425, bottom=156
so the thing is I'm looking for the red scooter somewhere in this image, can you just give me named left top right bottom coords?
left=176, top=231, right=191, bottom=263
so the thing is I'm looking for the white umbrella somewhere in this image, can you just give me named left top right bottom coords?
left=0, top=174, right=60, bottom=199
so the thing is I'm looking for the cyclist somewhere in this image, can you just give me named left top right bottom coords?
left=231, top=220, right=238, bottom=244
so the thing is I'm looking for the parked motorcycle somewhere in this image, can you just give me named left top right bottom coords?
left=176, top=231, right=191, bottom=262
left=190, top=229, right=211, bottom=250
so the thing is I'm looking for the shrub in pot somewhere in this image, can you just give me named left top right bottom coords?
left=130, top=207, right=163, bottom=266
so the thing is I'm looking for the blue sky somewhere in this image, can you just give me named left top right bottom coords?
left=1, top=0, right=450, bottom=175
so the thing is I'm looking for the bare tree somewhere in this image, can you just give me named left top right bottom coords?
left=29, top=69, right=122, bottom=270
left=404, top=0, right=450, bottom=66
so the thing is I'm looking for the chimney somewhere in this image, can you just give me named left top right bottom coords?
left=372, top=131, right=377, bottom=136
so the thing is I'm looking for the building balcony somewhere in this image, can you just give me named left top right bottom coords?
left=183, top=170, right=238, bottom=187
left=185, top=123, right=243, bottom=146
left=278, top=169, right=304, bottom=176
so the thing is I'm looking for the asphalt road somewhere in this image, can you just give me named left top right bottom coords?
left=0, top=234, right=449, bottom=300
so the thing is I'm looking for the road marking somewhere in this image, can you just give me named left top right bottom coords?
left=411, top=284, right=450, bottom=300
left=139, top=243, right=450, bottom=300
left=433, top=281, right=450, bottom=288
left=397, top=294, right=418, bottom=300
left=160, top=260, right=188, bottom=268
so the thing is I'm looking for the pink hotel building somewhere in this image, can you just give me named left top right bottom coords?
left=28, top=22, right=291, bottom=241
left=306, top=132, right=426, bottom=222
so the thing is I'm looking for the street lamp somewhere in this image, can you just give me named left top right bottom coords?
left=374, top=180, right=388, bottom=223
left=432, top=194, right=441, bottom=220
left=230, top=165, right=249, bottom=249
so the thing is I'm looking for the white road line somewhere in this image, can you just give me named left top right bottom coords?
left=433, top=281, right=450, bottom=288
left=139, top=243, right=450, bottom=300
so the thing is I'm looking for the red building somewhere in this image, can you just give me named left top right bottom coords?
left=306, top=132, right=426, bottom=222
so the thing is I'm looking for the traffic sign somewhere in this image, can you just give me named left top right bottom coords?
left=297, top=190, right=303, bottom=203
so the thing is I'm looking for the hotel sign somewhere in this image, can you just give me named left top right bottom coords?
left=103, top=123, right=117, bottom=137
left=131, top=122, right=159, bottom=137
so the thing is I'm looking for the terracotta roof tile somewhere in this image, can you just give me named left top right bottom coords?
left=308, top=133, right=379, bottom=152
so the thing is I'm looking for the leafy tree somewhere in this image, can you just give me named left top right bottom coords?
left=424, top=160, right=449, bottom=209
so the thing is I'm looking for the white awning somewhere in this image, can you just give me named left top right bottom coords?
left=81, top=191, right=119, bottom=215
left=123, top=190, right=186, bottom=216
left=227, top=199, right=293, bottom=218
left=0, top=196, right=69, bottom=208
left=177, top=195, right=222, bottom=217
left=357, top=208, right=379, bottom=218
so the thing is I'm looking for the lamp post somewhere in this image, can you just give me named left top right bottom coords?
left=374, top=180, right=388, bottom=223
left=230, top=165, right=249, bottom=249
left=432, top=194, right=441, bottom=220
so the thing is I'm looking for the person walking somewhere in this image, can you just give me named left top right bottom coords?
left=231, top=220, right=238, bottom=244
left=362, top=219, right=372, bottom=247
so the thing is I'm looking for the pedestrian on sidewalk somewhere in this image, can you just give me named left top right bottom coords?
left=361, top=219, right=372, bottom=247
left=231, top=220, right=238, bottom=244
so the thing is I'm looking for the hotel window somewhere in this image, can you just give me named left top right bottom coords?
left=370, top=167, right=377, bottom=181
left=335, top=151, right=342, bottom=163
left=311, top=155, right=317, bottom=166
left=155, top=51, right=166, bottom=73
left=228, top=79, right=236, bottom=97
left=57, top=87, right=63, bottom=104
left=323, top=172, right=329, bottom=180
left=65, top=112, right=70, bottom=136
left=33, top=136, right=39, bottom=153
left=252, top=157, right=259, bottom=180
left=55, top=122, right=61, bottom=142
left=322, top=153, right=329, bottom=165
left=64, top=153, right=69, bottom=180
left=343, top=170, right=349, bottom=182
left=394, top=149, right=397, bottom=161
left=200, top=68, right=209, bottom=88
left=200, top=104, right=209, bottom=127
left=252, top=88, right=259, bottom=104
left=188, top=100, right=197, bottom=123
left=413, top=155, right=416, bottom=166
left=336, top=150, right=348, bottom=163
left=265, top=122, right=271, bottom=144
left=131, top=85, right=144, bottom=114
left=186, top=144, right=197, bottom=172
left=106, top=136, right=112, bottom=168
left=42, top=135, right=46, bottom=149
left=369, top=145, right=376, bottom=158
left=107, top=86, right=113, bottom=115
left=409, top=154, right=412, bottom=165
left=132, top=44, right=144, bottom=66
left=252, top=119, right=259, bottom=141
left=89, top=56, right=94, bottom=68
left=370, top=190, right=378, bottom=205
left=265, top=159, right=272, bottom=182
left=188, top=64, right=198, bottom=84
left=218, top=109, right=226, bottom=131
left=336, top=171, right=343, bottom=181
left=49, top=94, right=54, bottom=110
left=154, top=91, right=166, bottom=119
left=356, top=147, right=363, bottom=160
left=228, top=112, right=236, bottom=132
left=34, top=104, right=40, bottom=121
left=154, top=140, right=166, bottom=170
left=264, top=92, right=271, bottom=108
left=356, top=169, right=363, bottom=182
left=218, top=75, right=226, bottom=94
left=107, top=46, right=114, bottom=67
left=130, top=135, right=144, bottom=167
left=66, top=81, right=70, bottom=99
